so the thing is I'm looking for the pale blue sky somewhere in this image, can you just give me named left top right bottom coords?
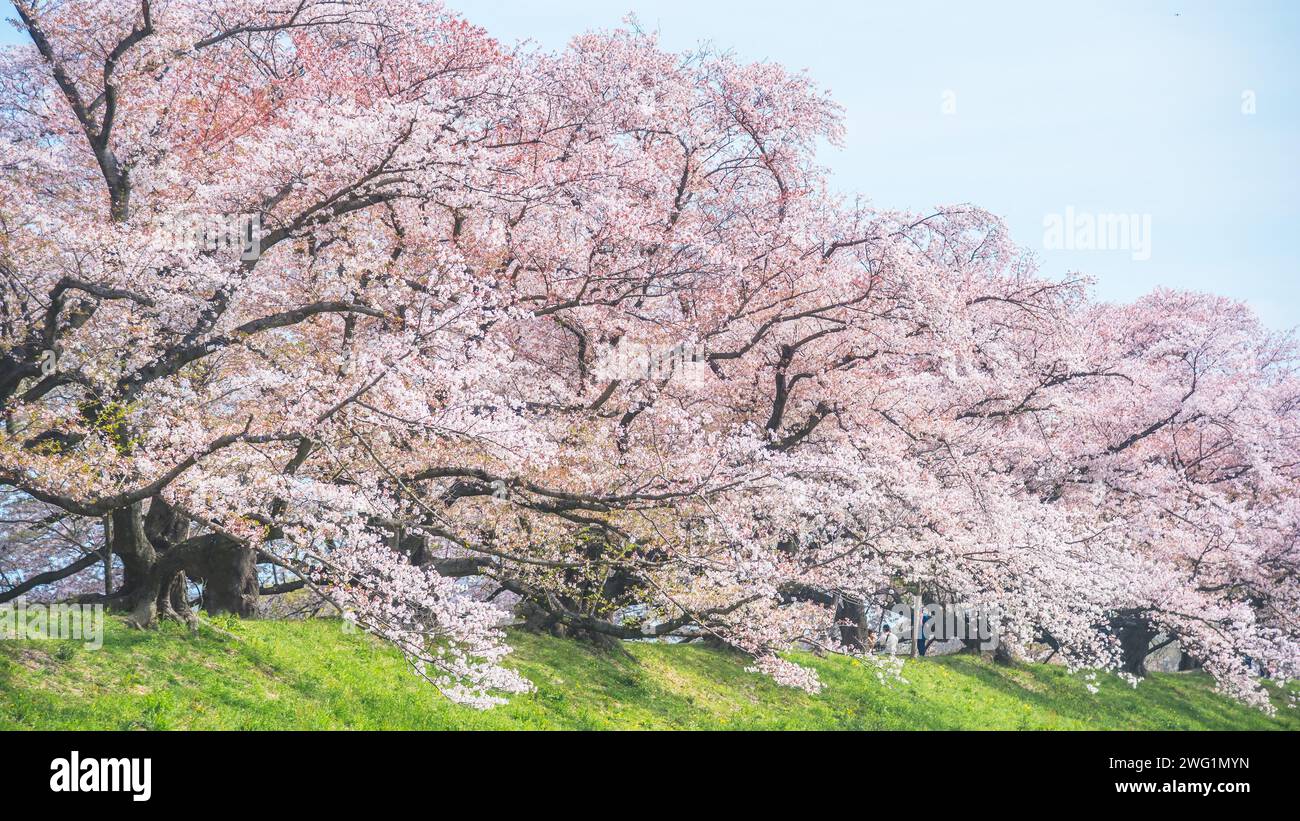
left=5, top=1, right=1297, bottom=328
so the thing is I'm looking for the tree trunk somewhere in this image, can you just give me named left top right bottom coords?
left=1115, top=618, right=1157, bottom=677
left=192, top=539, right=258, bottom=616
left=144, top=496, right=191, bottom=550
left=109, top=501, right=257, bottom=624
left=111, top=502, right=156, bottom=602
left=834, top=595, right=866, bottom=650
left=911, top=593, right=922, bottom=657
left=961, top=608, right=1005, bottom=654
left=101, top=514, right=114, bottom=596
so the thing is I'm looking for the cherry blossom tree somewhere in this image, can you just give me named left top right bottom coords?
left=1, top=0, right=1295, bottom=709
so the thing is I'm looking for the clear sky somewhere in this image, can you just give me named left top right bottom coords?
left=5, top=1, right=1297, bottom=328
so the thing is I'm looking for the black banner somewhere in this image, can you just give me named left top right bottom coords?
left=4, top=730, right=1290, bottom=809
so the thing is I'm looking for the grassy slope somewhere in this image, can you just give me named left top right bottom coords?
left=1, top=617, right=1296, bottom=730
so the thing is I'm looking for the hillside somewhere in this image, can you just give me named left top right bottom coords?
left=1, top=617, right=1295, bottom=730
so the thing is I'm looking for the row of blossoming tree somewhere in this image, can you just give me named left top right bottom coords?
left=1, top=0, right=1296, bottom=709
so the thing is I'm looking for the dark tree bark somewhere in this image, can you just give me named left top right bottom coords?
left=101, top=514, right=113, bottom=595
left=1112, top=613, right=1158, bottom=676
left=125, top=533, right=247, bottom=625
left=144, top=496, right=190, bottom=549
left=111, top=501, right=156, bottom=601
left=834, top=595, right=866, bottom=650
left=961, top=608, right=1007, bottom=654
left=106, top=499, right=258, bottom=623
left=156, top=569, right=197, bottom=628
left=186, top=538, right=258, bottom=616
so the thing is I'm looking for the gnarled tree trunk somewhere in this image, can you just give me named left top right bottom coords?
left=187, top=538, right=258, bottom=616
left=108, top=498, right=258, bottom=624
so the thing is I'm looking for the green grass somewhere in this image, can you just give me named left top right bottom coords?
left=1, top=616, right=1296, bottom=730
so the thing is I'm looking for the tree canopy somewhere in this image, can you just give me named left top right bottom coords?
left=1, top=0, right=1297, bottom=709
